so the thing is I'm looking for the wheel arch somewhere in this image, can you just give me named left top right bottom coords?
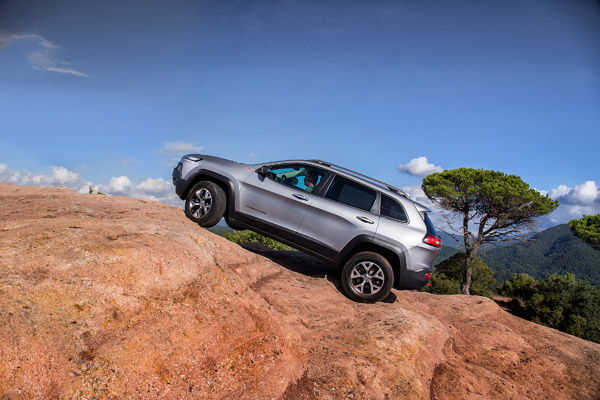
left=182, top=171, right=236, bottom=219
left=336, top=237, right=408, bottom=290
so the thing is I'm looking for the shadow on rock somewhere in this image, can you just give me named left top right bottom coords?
left=241, top=243, right=343, bottom=288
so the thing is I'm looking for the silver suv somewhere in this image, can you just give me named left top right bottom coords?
left=173, top=155, right=441, bottom=303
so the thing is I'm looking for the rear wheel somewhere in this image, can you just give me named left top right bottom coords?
left=185, top=181, right=226, bottom=228
left=341, top=252, right=393, bottom=303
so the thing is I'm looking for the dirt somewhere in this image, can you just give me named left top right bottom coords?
left=1, top=182, right=599, bottom=399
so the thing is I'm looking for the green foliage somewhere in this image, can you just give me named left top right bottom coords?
left=569, top=214, right=600, bottom=251
left=422, top=168, right=559, bottom=227
left=424, top=253, right=496, bottom=298
left=87, top=186, right=105, bottom=195
left=500, top=273, right=537, bottom=299
left=504, top=273, right=600, bottom=344
left=224, top=230, right=293, bottom=251
left=426, top=277, right=461, bottom=295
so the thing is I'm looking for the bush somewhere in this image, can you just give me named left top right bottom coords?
left=424, top=253, right=496, bottom=298
left=224, top=230, right=293, bottom=251
left=500, top=273, right=537, bottom=299
left=504, top=273, right=600, bottom=344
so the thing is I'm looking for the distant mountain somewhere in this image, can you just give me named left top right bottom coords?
left=434, top=224, right=600, bottom=285
left=436, top=231, right=461, bottom=260
left=480, top=224, right=600, bottom=285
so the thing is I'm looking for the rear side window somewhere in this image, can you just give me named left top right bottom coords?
left=424, top=213, right=438, bottom=237
left=380, top=195, right=408, bottom=223
left=325, top=176, right=376, bottom=212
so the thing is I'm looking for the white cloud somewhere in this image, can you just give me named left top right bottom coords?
left=95, top=176, right=180, bottom=205
left=136, top=177, right=171, bottom=194
left=546, top=185, right=570, bottom=199
left=0, top=162, right=183, bottom=207
left=0, top=32, right=88, bottom=77
left=0, top=163, right=90, bottom=193
left=401, top=184, right=432, bottom=207
left=51, top=166, right=81, bottom=185
left=569, top=181, right=598, bottom=205
left=397, top=157, right=443, bottom=178
left=540, top=180, right=600, bottom=228
left=107, top=176, right=132, bottom=193
left=159, top=141, right=204, bottom=156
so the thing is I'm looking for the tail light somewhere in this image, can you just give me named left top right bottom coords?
left=424, top=235, right=441, bottom=248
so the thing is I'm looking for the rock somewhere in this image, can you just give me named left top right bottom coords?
left=0, top=183, right=303, bottom=399
left=1, top=182, right=599, bottom=399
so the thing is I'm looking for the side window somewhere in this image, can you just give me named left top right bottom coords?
left=325, top=176, right=376, bottom=212
left=380, top=195, right=408, bottom=223
left=268, top=164, right=326, bottom=194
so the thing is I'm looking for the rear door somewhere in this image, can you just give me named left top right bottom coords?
left=294, top=175, right=380, bottom=260
left=238, top=164, right=327, bottom=241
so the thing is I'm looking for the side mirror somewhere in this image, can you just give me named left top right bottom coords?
left=256, top=166, right=271, bottom=176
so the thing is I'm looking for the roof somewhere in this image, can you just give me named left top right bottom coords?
left=307, top=159, right=410, bottom=199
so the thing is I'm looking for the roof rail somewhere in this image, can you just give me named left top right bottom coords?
left=308, top=159, right=410, bottom=199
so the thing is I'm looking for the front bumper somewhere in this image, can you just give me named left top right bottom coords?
left=172, top=162, right=182, bottom=186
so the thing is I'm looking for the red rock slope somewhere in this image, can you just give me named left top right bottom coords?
left=0, top=183, right=599, bottom=399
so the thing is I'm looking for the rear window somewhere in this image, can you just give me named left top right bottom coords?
left=325, top=176, right=376, bottom=212
left=380, top=195, right=408, bottom=223
left=424, top=213, right=438, bottom=237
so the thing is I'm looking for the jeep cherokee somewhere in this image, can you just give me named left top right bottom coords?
left=173, top=154, right=441, bottom=303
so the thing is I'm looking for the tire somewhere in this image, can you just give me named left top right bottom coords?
left=184, top=181, right=226, bottom=228
left=341, top=252, right=394, bottom=303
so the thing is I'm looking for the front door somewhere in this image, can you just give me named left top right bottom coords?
left=238, top=164, right=327, bottom=241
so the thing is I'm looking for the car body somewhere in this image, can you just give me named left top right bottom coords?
left=173, top=154, right=441, bottom=302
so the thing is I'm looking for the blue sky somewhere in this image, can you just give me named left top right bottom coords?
left=1, top=0, right=599, bottom=228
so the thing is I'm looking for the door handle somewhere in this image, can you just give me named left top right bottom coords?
left=357, top=216, right=374, bottom=224
left=293, top=193, right=309, bottom=201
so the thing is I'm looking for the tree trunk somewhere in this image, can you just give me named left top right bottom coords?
left=461, top=246, right=478, bottom=295
left=461, top=265, right=472, bottom=295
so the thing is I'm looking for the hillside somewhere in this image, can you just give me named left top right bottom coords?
left=1, top=183, right=600, bottom=399
left=481, top=224, right=600, bottom=285
left=434, top=226, right=600, bottom=285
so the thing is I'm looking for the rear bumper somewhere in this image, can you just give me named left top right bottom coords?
left=403, top=268, right=432, bottom=290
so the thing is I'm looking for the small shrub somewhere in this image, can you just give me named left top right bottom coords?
left=423, top=253, right=496, bottom=298
left=500, top=273, right=537, bottom=299
left=224, top=230, right=293, bottom=251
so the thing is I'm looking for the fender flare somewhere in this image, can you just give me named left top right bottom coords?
left=179, top=168, right=237, bottom=220
left=335, top=235, right=409, bottom=290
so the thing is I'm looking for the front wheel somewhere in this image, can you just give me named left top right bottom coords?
left=341, top=252, right=393, bottom=303
left=185, top=181, right=226, bottom=228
